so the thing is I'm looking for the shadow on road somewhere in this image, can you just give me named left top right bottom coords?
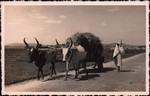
left=80, top=67, right=116, bottom=74
left=43, top=74, right=66, bottom=81
left=43, top=67, right=116, bottom=82
left=74, top=67, right=115, bottom=81
left=78, top=74, right=100, bottom=81
left=119, top=70, right=135, bottom=72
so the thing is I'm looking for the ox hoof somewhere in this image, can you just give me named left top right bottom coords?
left=86, top=73, right=88, bottom=76
left=78, top=75, right=82, bottom=79
left=37, top=76, right=40, bottom=80
left=42, top=77, right=44, bottom=80
left=74, top=76, right=78, bottom=79
left=93, top=66, right=96, bottom=69
left=64, top=78, right=67, bottom=81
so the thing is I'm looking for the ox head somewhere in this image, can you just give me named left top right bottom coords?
left=23, top=38, right=41, bottom=63
left=55, top=38, right=73, bottom=62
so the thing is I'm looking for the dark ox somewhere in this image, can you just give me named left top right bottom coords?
left=23, top=38, right=57, bottom=80
left=56, top=39, right=88, bottom=81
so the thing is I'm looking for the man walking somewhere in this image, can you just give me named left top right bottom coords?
left=113, top=40, right=124, bottom=72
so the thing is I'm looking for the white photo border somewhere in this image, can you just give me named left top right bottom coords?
left=1, top=1, right=149, bottom=95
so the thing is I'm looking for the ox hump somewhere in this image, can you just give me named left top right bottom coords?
left=76, top=45, right=86, bottom=52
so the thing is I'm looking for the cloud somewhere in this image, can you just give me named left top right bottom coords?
left=100, top=22, right=107, bottom=27
left=59, top=15, right=67, bottom=19
left=31, top=9, right=37, bottom=13
left=29, top=13, right=48, bottom=20
left=6, top=19, right=26, bottom=25
left=29, top=9, right=48, bottom=20
left=107, top=7, right=120, bottom=13
left=35, top=14, right=48, bottom=19
left=28, top=11, right=62, bottom=24
left=44, top=18, right=61, bottom=24
left=7, top=22, right=21, bottom=25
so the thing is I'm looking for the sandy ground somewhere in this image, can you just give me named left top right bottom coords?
left=3, top=53, right=147, bottom=95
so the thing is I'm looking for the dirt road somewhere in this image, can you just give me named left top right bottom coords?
left=4, top=53, right=148, bottom=95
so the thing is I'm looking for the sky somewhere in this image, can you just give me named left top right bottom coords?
left=4, top=5, right=147, bottom=45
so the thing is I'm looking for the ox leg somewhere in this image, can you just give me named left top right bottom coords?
left=52, top=63, right=56, bottom=76
left=51, top=64, right=54, bottom=77
left=49, top=64, right=53, bottom=77
left=37, top=68, right=40, bottom=80
left=75, top=63, right=79, bottom=79
left=53, top=63, right=56, bottom=75
left=97, top=57, right=103, bottom=69
left=40, top=67, right=44, bottom=79
left=97, top=61, right=103, bottom=70
left=75, top=68, right=78, bottom=79
left=64, top=62, right=69, bottom=81
left=83, top=61, right=88, bottom=77
left=93, top=62, right=97, bottom=69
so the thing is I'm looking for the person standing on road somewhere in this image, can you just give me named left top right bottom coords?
left=113, top=40, right=124, bottom=72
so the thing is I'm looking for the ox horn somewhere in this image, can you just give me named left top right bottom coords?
left=35, top=38, right=40, bottom=48
left=55, top=39, right=63, bottom=48
left=23, top=38, right=30, bottom=49
left=69, top=38, right=73, bottom=49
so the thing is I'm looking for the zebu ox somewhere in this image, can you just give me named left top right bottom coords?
left=23, top=38, right=57, bottom=80
left=56, top=39, right=88, bottom=80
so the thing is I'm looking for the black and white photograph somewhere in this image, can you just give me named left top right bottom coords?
left=1, top=1, right=149, bottom=95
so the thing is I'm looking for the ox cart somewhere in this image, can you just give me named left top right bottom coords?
left=66, top=32, right=105, bottom=69
left=85, top=48, right=104, bottom=69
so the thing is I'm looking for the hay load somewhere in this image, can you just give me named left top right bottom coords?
left=66, top=32, right=104, bottom=69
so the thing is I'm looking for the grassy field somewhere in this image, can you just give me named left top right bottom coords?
left=4, top=46, right=145, bottom=85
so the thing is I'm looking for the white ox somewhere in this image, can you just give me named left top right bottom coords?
left=56, top=39, right=88, bottom=80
